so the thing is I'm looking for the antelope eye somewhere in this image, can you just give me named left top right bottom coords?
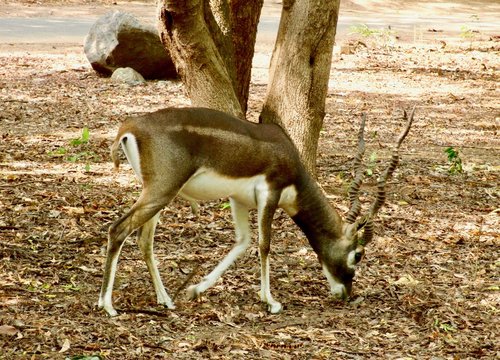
left=354, top=251, right=363, bottom=263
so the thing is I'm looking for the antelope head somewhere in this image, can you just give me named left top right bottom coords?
left=320, top=108, right=415, bottom=300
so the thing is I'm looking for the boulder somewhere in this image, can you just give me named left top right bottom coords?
left=84, top=11, right=177, bottom=80
left=111, top=67, right=146, bottom=85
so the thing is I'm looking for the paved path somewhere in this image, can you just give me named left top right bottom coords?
left=0, top=2, right=497, bottom=45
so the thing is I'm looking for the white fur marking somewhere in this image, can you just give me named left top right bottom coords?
left=259, top=256, right=282, bottom=313
left=279, top=185, right=299, bottom=216
left=180, top=168, right=266, bottom=208
left=347, top=250, right=357, bottom=270
left=182, top=124, right=251, bottom=142
left=322, top=265, right=346, bottom=299
left=120, top=133, right=142, bottom=182
left=191, top=239, right=249, bottom=295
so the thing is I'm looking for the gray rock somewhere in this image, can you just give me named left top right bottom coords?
left=111, top=67, right=146, bottom=85
left=84, top=11, right=177, bottom=80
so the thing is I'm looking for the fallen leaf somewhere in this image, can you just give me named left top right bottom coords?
left=78, top=265, right=98, bottom=273
left=59, top=338, right=71, bottom=353
left=393, top=275, right=420, bottom=287
left=49, top=210, right=61, bottom=218
left=63, top=206, right=85, bottom=215
left=0, top=325, right=18, bottom=336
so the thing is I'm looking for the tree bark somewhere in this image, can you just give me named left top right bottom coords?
left=157, top=0, right=243, bottom=118
left=229, top=0, right=264, bottom=113
left=260, top=0, right=340, bottom=175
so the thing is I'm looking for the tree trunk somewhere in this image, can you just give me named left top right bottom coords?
left=157, top=0, right=263, bottom=118
left=229, top=0, right=264, bottom=113
left=157, top=0, right=243, bottom=118
left=260, top=0, right=340, bottom=175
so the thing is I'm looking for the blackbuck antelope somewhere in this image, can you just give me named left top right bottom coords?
left=98, top=107, right=414, bottom=316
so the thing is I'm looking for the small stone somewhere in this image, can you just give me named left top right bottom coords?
left=111, top=67, right=146, bottom=85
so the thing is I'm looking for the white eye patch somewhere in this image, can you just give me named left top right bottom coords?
left=347, top=250, right=358, bottom=270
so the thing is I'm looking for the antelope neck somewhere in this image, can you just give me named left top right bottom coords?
left=291, top=173, right=343, bottom=258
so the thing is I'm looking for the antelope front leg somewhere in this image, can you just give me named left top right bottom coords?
left=187, top=199, right=251, bottom=299
left=136, top=212, right=175, bottom=309
left=257, top=190, right=282, bottom=314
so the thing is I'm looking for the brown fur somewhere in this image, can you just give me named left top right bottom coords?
left=110, top=135, right=122, bottom=170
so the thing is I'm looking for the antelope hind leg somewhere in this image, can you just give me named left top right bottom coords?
left=136, top=212, right=175, bottom=309
left=98, top=190, right=174, bottom=316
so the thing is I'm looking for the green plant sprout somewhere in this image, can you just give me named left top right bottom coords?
left=434, top=318, right=457, bottom=333
left=349, top=24, right=397, bottom=48
left=460, top=25, right=475, bottom=39
left=70, top=126, right=90, bottom=146
left=48, top=126, right=98, bottom=172
left=350, top=24, right=380, bottom=38
left=460, top=15, right=480, bottom=50
left=220, top=201, right=231, bottom=210
left=444, top=147, right=463, bottom=174
left=366, top=151, right=378, bottom=177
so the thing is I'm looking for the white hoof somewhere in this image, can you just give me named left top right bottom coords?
left=157, top=294, right=176, bottom=310
left=103, top=305, right=118, bottom=317
left=159, top=300, right=176, bottom=310
left=98, top=297, right=118, bottom=317
left=268, top=302, right=283, bottom=314
left=186, top=285, right=200, bottom=300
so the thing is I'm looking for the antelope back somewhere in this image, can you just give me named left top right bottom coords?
left=113, top=108, right=305, bottom=186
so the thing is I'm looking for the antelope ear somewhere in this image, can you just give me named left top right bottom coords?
left=345, top=216, right=368, bottom=241
left=344, top=222, right=358, bottom=240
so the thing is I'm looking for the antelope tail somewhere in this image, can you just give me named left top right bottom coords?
left=110, top=137, right=122, bottom=170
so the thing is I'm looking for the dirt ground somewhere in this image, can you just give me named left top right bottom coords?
left=0, top=1, right=499, bottom=359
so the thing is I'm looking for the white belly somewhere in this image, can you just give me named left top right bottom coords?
left=178, top=168, right=298, bottom=215
left=179, top=168, right=265, bottom=208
